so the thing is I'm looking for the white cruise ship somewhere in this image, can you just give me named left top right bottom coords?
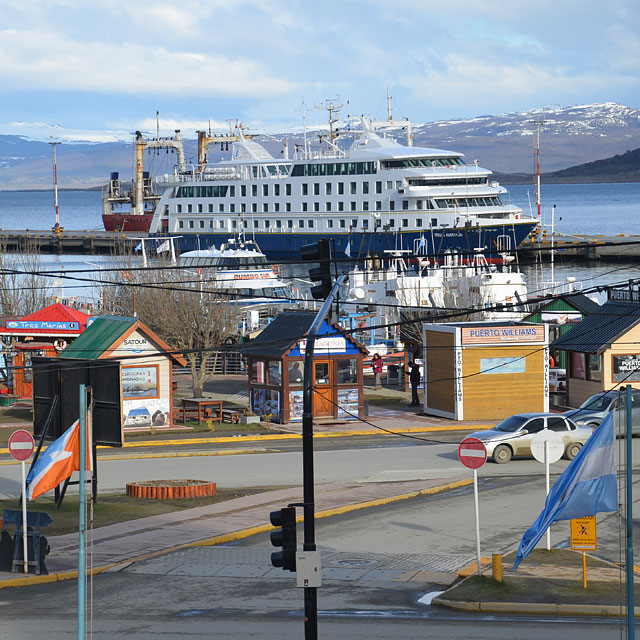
left=107, top=113, right=538, bottom=260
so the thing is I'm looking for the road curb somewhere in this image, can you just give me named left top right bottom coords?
left=433, top=597, right=640, bottom=617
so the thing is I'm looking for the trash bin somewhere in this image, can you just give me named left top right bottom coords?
left=387, top=365, right=401, bottom=385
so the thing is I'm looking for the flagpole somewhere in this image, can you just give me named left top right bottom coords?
left=625, top=385, right=635, bottom=639
left=473, top=468, right=482, bottom=576
left=545, top=441, right=551, bottom=551
left=78, top=384, right=86, bottom=640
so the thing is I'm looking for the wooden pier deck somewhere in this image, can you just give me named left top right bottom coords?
left=520, top=232, right=640, bottom=262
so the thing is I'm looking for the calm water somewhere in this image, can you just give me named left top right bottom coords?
left=1, top=183, right=639, bottom=301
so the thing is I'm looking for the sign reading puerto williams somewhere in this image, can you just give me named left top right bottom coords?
left=612, top=355, right=640, bottom=382
left=461, top=326, right=544, bottom=345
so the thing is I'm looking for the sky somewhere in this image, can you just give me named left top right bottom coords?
left=0, top=0, right=638, bottom=142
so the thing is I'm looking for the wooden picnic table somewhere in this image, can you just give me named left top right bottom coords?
left=181, top=398, right=223, bottom=424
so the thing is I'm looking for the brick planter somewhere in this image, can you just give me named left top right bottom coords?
left=126, top=479, right=217, bottom=500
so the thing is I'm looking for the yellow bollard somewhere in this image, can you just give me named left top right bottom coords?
left=492, top=553, right=503, bottom=583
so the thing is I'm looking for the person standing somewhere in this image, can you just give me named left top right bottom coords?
left=408, top=360, right=421, bottom=407
left=371, top=353, right=383, bottom=390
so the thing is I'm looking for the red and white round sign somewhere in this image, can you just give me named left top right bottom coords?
left=8, top=429, right=35, bottom=462
left=458, top=437, right=487, bottom=470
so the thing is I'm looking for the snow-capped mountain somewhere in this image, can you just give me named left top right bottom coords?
left=0, top=103, right=638, bottom=189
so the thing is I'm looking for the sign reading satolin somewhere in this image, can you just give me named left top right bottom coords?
left=570, top=516, right=597, bottom=550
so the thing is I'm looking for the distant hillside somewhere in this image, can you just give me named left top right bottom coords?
left=495, top=147, right=640, bottom=184
left=1, top=102, right=639, bottom=189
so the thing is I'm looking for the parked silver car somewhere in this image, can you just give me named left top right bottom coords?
left=564, top=390, right=640, bottom=434
left=467, top=413, right=593, bottom=464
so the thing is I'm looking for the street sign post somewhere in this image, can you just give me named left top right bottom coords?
left=531, top=430, right=564, bottom=550
left=458, top=437, right=487, bottom=576
left=571, top=516, right=597, bottom=588
left=8, top=429, right=35, bottom=574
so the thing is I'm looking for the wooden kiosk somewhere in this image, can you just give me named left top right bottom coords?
left=244, top=311, right=367, bottom=424
left=423, top=321, right=548, bottom=421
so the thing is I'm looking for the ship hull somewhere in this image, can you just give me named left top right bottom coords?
left=102, top=213, right=154, bottom=232
left=152, top=221, right=538, bottom=260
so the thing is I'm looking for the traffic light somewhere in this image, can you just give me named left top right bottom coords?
left=300, top=239, right=333, bottom=300
left=270, top=506, right=297, bottom=571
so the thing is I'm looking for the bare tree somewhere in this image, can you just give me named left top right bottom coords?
left=101, top=254, right=241, bottom=397
left=0, top=239, right=53, bottom=317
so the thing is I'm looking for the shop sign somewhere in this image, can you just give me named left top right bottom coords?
left=299, top=337, right=346, bottom=354
left=612, top=354, right=640, bottom=382
left=461, top=325, right=544, bottom=345
left=5, top=320, right=79, bottom=331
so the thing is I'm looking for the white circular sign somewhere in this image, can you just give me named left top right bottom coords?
left=531, top=430, right=564, bottom=464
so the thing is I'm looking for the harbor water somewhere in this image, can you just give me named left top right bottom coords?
left=1, top=183, right=640, bottom=302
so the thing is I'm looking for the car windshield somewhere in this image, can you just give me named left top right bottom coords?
left=579, top=395, right=613, bottom=412
left=493, top=415, right=529, bottom=433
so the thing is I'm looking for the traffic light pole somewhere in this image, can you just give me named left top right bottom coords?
left=302, top=275, right=345, bottom=640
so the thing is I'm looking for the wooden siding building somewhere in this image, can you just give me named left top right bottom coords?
left=423, top=321, right=548, bottom=421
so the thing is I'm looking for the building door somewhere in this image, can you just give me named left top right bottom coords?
left=313, top=360, right=333, bottom=417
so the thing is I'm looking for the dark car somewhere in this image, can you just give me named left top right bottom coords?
left=564, top=389, right=640, bottom=433
left=467, top=412, right=593, bottom=464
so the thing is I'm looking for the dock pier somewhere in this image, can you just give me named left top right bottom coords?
left=1, top=228, right=640, bottom=260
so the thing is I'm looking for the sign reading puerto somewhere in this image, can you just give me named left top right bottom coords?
left=458, top=437, right=487, bottom=469
left=8, top=429, right=35, bottom=461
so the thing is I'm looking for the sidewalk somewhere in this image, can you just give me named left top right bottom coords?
left=0, top=477, right=471, bottom=588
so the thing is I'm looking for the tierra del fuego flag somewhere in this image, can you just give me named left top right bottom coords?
left=26, top=420, right=92, bottom=501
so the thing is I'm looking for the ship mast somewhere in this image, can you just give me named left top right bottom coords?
left=316, top=97, right=343, bottom=145
left=529, top=119, right=548, bottom=224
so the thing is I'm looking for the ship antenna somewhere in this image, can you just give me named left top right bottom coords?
left=156, top=110, right=160, bottom=139
left=297, top=99, right=310, bottom=159
left=315, top=96, right=343, bottom=145
left=386, top=85, right=392, bottom=122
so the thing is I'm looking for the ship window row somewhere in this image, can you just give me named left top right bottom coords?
left=176, top=217, right=444, bottom=231
left=290, top=161, right=377, bottom=177
left=407, top=177, right=487, bottom=187
left=176, top=201, right=397, bottom=214
left=177, top=185, right=230, bottom=198
left=382, top=157, right=464, bottom=169
left=434, top=197, right=502, bottom=208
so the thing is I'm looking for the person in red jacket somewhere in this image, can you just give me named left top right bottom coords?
left=371, top=353, right=383, bottom=390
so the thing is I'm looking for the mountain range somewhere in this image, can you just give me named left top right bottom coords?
left=0, top=102, right=639, bottom=190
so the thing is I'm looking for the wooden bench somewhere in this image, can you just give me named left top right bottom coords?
left=221, top=408, right=240, bottom=424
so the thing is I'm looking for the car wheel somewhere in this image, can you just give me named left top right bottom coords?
left=588, top=423, right=599, bottom=429
left=565, top=442, right=582, bottom=460
left=493, top=444, right=512, bottom=464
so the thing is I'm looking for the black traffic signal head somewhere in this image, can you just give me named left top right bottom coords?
left=300, top=239, right=333, bottom=300
left=270, top=506, right=297, bottom=571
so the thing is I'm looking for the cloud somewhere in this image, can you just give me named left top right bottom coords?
left=0, top=28, right=296, bottom=96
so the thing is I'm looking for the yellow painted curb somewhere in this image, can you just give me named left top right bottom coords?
left=457, top=558, right=493, bottom=577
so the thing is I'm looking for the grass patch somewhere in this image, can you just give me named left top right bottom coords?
left=0, top=486, right=282, bottom=536
left=364, top=394, right=410, bottom=406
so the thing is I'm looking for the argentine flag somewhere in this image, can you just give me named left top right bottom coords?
left=513, top=412, right=618, bottom=570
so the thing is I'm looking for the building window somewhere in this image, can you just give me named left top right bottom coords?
left=416, top=218, right=423, bottom=227
left=417, top=200, right=423, bottom=210
left=241, top=203, right=246, bottom=213
left=340, top=219, right=346, bottom=228
left=230, top=204, right=235, bottom=213
left=402, top=218, right=409, bottom=227
left=241, top=185, right=247, bottom=197
left=218, top=204, right=224, bottom=213
left=314, top=202, right=320, bottom=212
left=263, top=184, right=268, bottom=196
left=389, top=201, right=395, bottom=211
left=198, top=204, right=203, bottom=213
left=302, top=202, right=308, bottom=212
left=274, top=184, right=280, bottom=196
left=326, top=202, right=331, bottom=212
left=325, top=183, right=332, bottom=195
left=208, top=204, right=214, bottom=213
left=402, top=200, right=409, bottom=210
left=388, top=219, right=395, bottom=227
left=286, top=202, right=291, bottom=212
left=187, top=204, right=193, bottom=213
left=252, top=185, right=258, bottom=197
left=229, top=186, right=235, bottom=197
left=362, top=201, right=369, bottom=211
left=219, top=220, right=225, bottom=229
left=431, top=217, right=438, bottom=227
left=231, top=219, right=237, bottom=228
left=265, top=220, right=270, bottom=228
left=338, top=182, right=344, bottom=195
left=178, top=220, right=184, bottom=228
left=375, top=181, right=382, bottom=194
left=351, top=219, right=357, bottom=228
left=189, top=220, right=194, bottom=228
left=243, top=219, right=248, bottom=228
left=571, top=352, right=586, bottom=379
left=308, top=219, right=314, bottom=228
left=302, top=183, right=308, bottom=196
left=375, top=201, right=382, bottom=211
left=254, top=220, right=259, bottom=228
left=251, top=203, right=257, bottom=213
left=350, top=182, right=357, bottom=195
left=299, top=220, right=305, bottom=228
left=328, top=219, right=334, bottom=228
left=285, top=184, right=291, bottom=196
left=199, top=220, right=205, bottom=228
left=362, top=182, right=369, bottom=195
left=587, top=354, right=602, bottom=381
left=274, top=203, right=280, bottom=212
left=287, top=220, right=293, bottom=228
left=386, top=180, right=393, bottom=189
left=209, top=220, right=214, bottom=228
left=263, top=203, right=268, bottom=212
left=314, top=183, right=320, bottom=195
left=176, top=204, right=182, bottom=213
left=276, top=219, right=282, bottom=228
left=396, top=180, right=403, bottom=189
left=350, top=202, right=356, bottom=211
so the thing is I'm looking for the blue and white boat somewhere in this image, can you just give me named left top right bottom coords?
left=144, top=113, right=537, bottom=259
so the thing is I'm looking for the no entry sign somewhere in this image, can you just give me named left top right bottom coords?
left=458, top=437, right=487, bottom=470
left=8, top=429, right=35, bottom=462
